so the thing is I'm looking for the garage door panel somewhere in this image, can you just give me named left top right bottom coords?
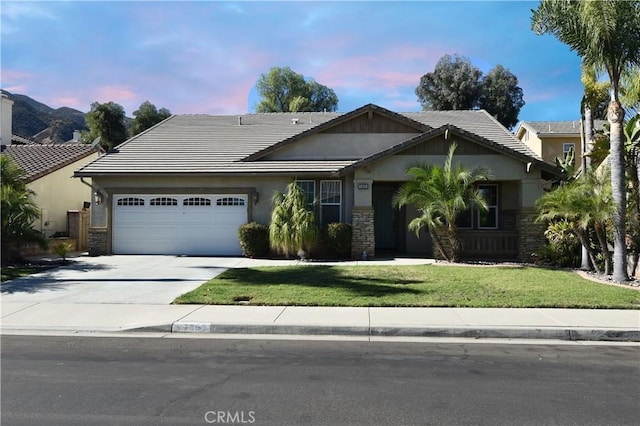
left=113, top=194, right=247, bottom=255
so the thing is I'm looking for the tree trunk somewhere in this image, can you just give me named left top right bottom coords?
left=580, top=106, right=594, bottom=270
left=594, top=222, right=612, bottom=276
left=576, top=228, right=601, bottom=275
left=429, top=228, right=451, bottom=262
left=583, top=105, right=594, bottom=169
left=608, top=100, right=629, bottom=282
left=447, top=224, right=461, bottom=262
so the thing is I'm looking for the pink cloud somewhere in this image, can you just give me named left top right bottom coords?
left=51, top=96, right=84, bottom=109
left=314, top=45, right=449, bottom=93
left=93, top=86, right=138, bottom=103
left=3, top=84, right=28, bottom=93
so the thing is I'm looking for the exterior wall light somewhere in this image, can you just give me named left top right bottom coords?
left=94, top=190, right=104, bottom=205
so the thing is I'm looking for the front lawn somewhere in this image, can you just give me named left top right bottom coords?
left=174, top=264, right=640, bottom=309
left=1, top=264, right=57, bottom=282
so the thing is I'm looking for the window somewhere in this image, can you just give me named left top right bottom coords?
left=454, top=184, right=499, bottom=229
left=296, top=180, right=316, bottom=205
left=150, top=197, right=178, bottom=206
left=320, top=180, right=341, bottom=225
left=563, top=143, right=575, bottom=160
left=216, top=197, right=245, bottom=206
left=477, top=184, right=498, bottom=229
left=117, top=197, right=145, bottom=206
left=183, top=197, right=211, bottom=206
left=456, top=208, right=473, bottom=229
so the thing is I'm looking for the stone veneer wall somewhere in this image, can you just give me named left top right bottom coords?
left=351, top=207, right=375, bottom=259
left=88, top=228, right=108, bottom=256
left=517, top=209, right=545, bottom=263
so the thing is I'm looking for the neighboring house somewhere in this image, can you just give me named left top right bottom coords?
left=515, top=120, right=607, bottom=168
left=75, top=104, right=560, bottom=261
left=3, top=144, right=98, bottom=238
left=2, top=92, right=97, bottom=251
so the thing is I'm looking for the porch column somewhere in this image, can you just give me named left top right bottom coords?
left=88, top=189, right=109, bottom=256
left=351, top=207, right=375, bottom=259
left=517, top=179, right=545, bottom=262
left=517, top=209, right=544, bottom=262
left=351, top=179, right=375, bottom=259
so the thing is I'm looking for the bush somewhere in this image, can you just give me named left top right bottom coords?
left=238, top=223, right=270, bottom=258
left=537, top=220, right=580, bottom=267
left=324, top=222, right=352, bottom=259
left=54, top=242, right=73, bottom=261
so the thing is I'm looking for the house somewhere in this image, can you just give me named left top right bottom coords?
left=75, top=104, right=560, bottom=261
left=1, top=93, right=98, bottom=252
left=515, top=120, right=607, bottom=168
left=2, top=144, right=98, bottom=243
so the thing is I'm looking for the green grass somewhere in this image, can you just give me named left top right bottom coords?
left=1, top=265, right=57, bottom=282
left=174, top=264, right=640, bottom=309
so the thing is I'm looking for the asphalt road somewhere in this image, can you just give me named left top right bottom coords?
left=1, top=336, right=639, bottom=425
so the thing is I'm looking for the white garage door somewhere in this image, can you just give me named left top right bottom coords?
left=113, top=194, right=248, bottom=255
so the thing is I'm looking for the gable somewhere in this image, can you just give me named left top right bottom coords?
left=321, top=110, right=422, bottom=134
left=259, top=110, right=427, bottom=161
left=396, top=134, right=497, bottom=156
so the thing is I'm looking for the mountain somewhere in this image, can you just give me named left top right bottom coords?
left=3, top=90, right=88, bottom=144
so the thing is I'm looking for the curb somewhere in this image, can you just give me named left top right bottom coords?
left=135, top=322, right=640, bottom=342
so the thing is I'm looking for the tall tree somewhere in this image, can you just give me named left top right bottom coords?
left=532, top=0, right=640, bottom=283
left=416, top=54, right=482, bottom=111
left=130, top=101, right=171, bottom=136
left=256, top=67, right=338, bottom=113
left=536, top=165, right=614, bottom=275
left=479, top=65, right=525, bottom=130
left=416, top=55, right=525, bottom=128
left=85, top=101, right=128, bottom=150
left=393, top=143, right=492, bottom=262
left=1, top=155, right=47, bottom=263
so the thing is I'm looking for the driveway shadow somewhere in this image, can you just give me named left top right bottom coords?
left=0, top=259, right=116, bottom=295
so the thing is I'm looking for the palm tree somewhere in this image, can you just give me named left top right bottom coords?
left=269, top=181, right=319, bottom=258
left=536, top=165, right=614, bottom=275
left=1, top=155, right=47, bottom=263
left=532, top=0, right=640, bottom=282
left=393, top=143, right=491, bottom=262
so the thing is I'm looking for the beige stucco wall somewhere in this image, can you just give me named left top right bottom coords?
left=519, top=130, right=582, bottom=167
left=521, top=132, right=543, bottom=158
left=264, top=133, right=419, bottom=160
left=540, top=136, right=582, bottom=168
left=29, top=154, right=98, bottom=236
left=1, top=95, right=13, bottom=147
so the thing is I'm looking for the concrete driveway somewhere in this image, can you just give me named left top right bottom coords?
left=0, top=255, right=247, bottom=305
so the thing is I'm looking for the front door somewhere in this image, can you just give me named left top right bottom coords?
left=373, top=184, right=398, bottom=251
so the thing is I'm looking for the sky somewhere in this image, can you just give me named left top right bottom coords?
left=1, top=1, right=586, bottom=124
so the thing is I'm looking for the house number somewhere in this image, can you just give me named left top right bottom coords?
left=357, top=183, right=369, bottom=190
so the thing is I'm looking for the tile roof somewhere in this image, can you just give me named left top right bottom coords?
left=11, top=134, right=40, bottom=145
left=2, top=143, right=95, bottom=182
left=404, top=110, right=541, bottom=159
left=74, top=105, right=548, bottom=177
left=519, top=120, right=608, bottom=135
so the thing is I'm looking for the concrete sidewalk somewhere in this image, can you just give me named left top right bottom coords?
left=1, top=254, right=639, bottom=341
left=2, top=302, right=638, bottom=341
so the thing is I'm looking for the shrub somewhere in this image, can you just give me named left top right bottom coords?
left=269, top=182, right=319, bottom=258
left=54, top=242, right=73, bottom=262
left=238, top=223, right=270, bottom=258
left=324, top=222, right=352, bottom=259
left=537, top=219, right=580, bottom=267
